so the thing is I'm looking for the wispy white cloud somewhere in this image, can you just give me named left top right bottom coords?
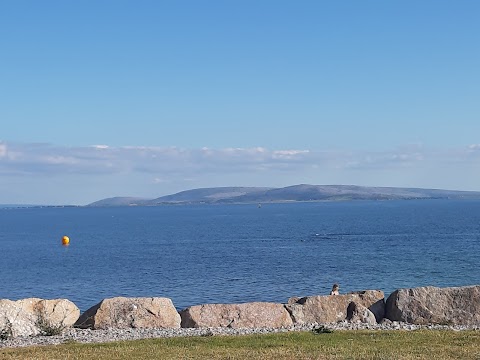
left=344, top=148, right=425, bottom=170
left=2, top=141, right=480, bottom=204
left=0, top=142, right=313, bottom=176
left=1, top=141, right=479, bottom=176
left=0, top=142, right=7, bottom=158
left=272, top=150, right=310, bottom=160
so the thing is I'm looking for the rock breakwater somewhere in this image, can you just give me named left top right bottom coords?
left=1, top=284, right=479, bottom=348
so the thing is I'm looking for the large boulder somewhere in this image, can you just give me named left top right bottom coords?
left=75, top=297, right=180, bottom=329
left=0, top=298, right=80, bottom=337
left=180, top=302, right=294, bottom=328
left=286, top=290, right=385, bottom=324
left=385, top=285, right=480, bottom=325
left=346, top=301, right=377, bottom=325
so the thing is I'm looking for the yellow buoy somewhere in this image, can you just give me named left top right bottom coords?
left=62, top=235, right=70, bottom=246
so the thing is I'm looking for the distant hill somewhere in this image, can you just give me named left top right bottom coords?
left=88, top=197, right=150, bottom=207
left=87, top=184, right=480, bottom=206
left=222, top=184, right=480, bottom=202
left=87, top=188, right=271, bottom=207
left=146, top=187, right=273, bottom=205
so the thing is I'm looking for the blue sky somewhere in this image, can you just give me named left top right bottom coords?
left=1, top=1, right=479, bottom=204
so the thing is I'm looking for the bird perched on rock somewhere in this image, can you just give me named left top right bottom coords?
left=330, top=283, right=340, bottom=295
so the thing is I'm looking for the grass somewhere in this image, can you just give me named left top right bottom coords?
left=1, top=330, right=479, bottom=360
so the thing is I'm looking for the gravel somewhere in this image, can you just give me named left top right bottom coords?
left=1, top=322, right=479, bottom=349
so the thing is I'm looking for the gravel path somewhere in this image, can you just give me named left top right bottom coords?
left=1, top=322, right=479, bottom=349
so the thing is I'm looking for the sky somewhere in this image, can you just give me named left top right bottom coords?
left=1, top=0, right=479, bottom=205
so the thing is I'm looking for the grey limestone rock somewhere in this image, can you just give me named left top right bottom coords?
left=346, top=301, right=377, bottom=324
left=385, top=285, right=480, bottom=325
left=180, top=302, right=294, bottom=329
left=286, top=290, right=385, bottom=324
left=75, top=297, right=181, bottom=330
left=0, top=298, right=80, bottom=337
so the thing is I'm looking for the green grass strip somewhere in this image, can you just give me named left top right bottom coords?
left=1, top=330, right=479, bottom=360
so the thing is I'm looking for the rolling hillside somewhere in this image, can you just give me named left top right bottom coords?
left=87, top=184, right=480, bottom=206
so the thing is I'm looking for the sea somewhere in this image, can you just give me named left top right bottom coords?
left=1, top=200, right=479, bottom=312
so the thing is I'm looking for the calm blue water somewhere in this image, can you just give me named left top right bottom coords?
left=1, top=200, right=479, bottom=311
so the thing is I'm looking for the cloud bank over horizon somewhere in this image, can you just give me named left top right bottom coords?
left=1, top=141, right=479, bottom=205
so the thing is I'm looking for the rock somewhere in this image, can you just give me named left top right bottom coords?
left=75, top=297, right=180, bottom=329
left=286, top=290, right=385, bottom=324
left=0, top=298, right=80, bottom=337
left=287, top=297, right=300, bottom=305
left=385, top=285, right=480, bottom=325
left=180, top=302, right=294, bottom=328
left=346, top=302, right=377, bottom=324
left=379, top=318, right=393, bottom=325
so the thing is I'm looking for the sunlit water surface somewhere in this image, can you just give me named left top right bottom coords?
left=1, top=200, right=479, bottom=311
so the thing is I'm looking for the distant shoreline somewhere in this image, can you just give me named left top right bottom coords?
left=4, top=195, right=480, bottom=209
left=87, top=184, right=480, bottom=207
left=4, top=184, right=480, bottom=208
left=3, top=196, right=480, bottom=209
